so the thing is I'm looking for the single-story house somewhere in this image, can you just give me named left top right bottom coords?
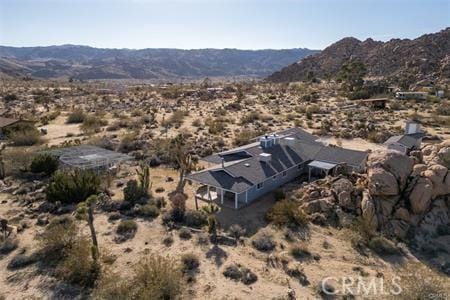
left=186, top=128, right=369, bottom=209
left=384, top=121, right=423, bottom=154
left=0, top=117, right=34, bottom=139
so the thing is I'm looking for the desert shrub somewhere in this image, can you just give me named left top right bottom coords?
left=179, top=227, right=192, bottom=240
left=46, top=170, right=101, bottom=204
left=273, top=189, right=286, bottom=201
left=60, top=235, right=99, bottom=286
left=138, top=204, right=159, bottom=218
left=0, top=236, right=18, bottom=255
left=10, top=129, right=42, bottom=146
left=252, top=232, right=276, bottom=252
left=95, top=255, right=183, bottom=300
left=67, top=109, right=86, bottom=124
left=229, top=224, right=246, bottom=241
left=223, top=263, right=258, bottom=285
left=80, top=115, right=107, bottom=135
left=266, top=200, right=308, bottom=227
left=368, top=236, right=400, bottom=256
left=351, top=216, right=376, bottom=245
left=30, top=153, right=59, bottom=175
left=233, top=129, right=260, bottom=146
left=290, top=243, right=312, bottom=261
left=240, top=111, right=260, bottom=124
left=38, top=216, right=78, bottom=261
left=161, top=110, right=186, bottom=128
left=162, top=234, right=174, bottom=247
left=181, top=253, right=200, bottom=273
left=183, top=210, right=207, bottom=228
left=348, top=89, right=370, bottom=100
left=395, top=262, right=448, bottom=300
left=196, top=232, right=209, bottom=246
left=116, top=220, right=137, bottom=235
left=123, top=179, right=142, bottom=204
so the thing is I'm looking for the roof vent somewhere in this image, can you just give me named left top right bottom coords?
left=259, top=153, right=272, bottom=162
left=244, top=163, right=250, bottom=167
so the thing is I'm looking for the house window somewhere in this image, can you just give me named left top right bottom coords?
left=257, top=182, right=263, bottom=189
left=282, top=171, right=287, bottom=177
left=297, top=164, right=302, bottom=170
left=272, top=175, right=277, bottom=180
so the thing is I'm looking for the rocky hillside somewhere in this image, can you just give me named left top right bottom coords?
left=267, top=28, right=450, bottom=83
left=295, top=142, right=450, bottom=274
left=0, top=45, right=318, bottom=80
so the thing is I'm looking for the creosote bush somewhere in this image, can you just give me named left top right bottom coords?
left=67, top=109, right=86, bottom=124
left=223, top=263, right=258, bottom=285
left=46, top=169, right=101, bottom=204
left=95, top=255, right=183, bottom=299
left=252, top=232, right=276, bottom=252
left=30, top=153, right=59, bottom=175
left=181, top=253, right=200, bottom=273
left=266, top=200, right=308, bottom=228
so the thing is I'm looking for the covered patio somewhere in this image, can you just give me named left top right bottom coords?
left=307, top=160, right=337, bottom=182
left=193, top=184, right=249, bottom=209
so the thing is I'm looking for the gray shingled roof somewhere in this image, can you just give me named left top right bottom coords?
left=187, top=128, right=368, bottom=193
left=384, top=135, right=419, bottom=149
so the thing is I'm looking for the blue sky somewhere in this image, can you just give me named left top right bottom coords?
left=0, top=0, right=448, bottom=50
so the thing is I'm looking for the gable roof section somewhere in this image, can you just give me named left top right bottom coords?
left=384, top=134, right=418, bottom=149
left=0, top=117, right=20, bottom=128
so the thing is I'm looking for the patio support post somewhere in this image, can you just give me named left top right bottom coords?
left=220, top=189, right=224, bottom=204
left=207, top=185, right=210, bottom=202
left=235, top=193, right=238, bottom=209
left=245, top=190, right=248, bottom=203
left=308, top=166, right=311, bottom=182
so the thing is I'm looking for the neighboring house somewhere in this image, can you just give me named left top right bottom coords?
left=186, top=128, right=369, bottom=209
left=0, top=117, right=33, bottom=139
left=384, top=121, right=423, bottom=154
left=395, top=91, right=427, bottom=100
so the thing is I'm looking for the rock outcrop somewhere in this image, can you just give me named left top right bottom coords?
left=294, top=143, right=450, bottom=245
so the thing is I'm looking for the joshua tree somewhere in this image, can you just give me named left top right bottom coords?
left=170, top=134, right=197, bottom=193
left=76, top=195, right=99, bottom=263
left=202, top=204, right=220, bottom=243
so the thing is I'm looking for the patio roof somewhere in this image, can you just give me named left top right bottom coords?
left=308, top=160, right=337, bottom=170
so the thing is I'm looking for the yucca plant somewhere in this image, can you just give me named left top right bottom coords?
left=202, top=204, right=220, bottom=243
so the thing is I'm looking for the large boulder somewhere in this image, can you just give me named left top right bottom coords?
left=368, top=167, right=399, bottom=196
left=361, top=191, right=378, bottom=229
left=437, top=146, right=450, bottom=168
left=422, top=164, right=450, bottom=197
left=301, top=197, right=334, bottom=215
left=367, top=151, right=414, bottom=191
left=409, top=177, right=433, bottom=214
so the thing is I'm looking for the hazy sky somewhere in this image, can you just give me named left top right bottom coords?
left=0, top=0, right=449, bottom=50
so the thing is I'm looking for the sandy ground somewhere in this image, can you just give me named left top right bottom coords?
left=0, top=186, right=407, bottom=300
left=38, top=115, right=82, bottom=146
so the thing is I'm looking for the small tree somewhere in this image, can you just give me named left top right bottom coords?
left=76, top=195, right=99, bottom=264
left=202, top=204, right=220, bottom=243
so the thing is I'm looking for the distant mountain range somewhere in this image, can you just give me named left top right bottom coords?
left=0, top=45, right=318, bottom=80
left=267, top=28, right=450, bottom=84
